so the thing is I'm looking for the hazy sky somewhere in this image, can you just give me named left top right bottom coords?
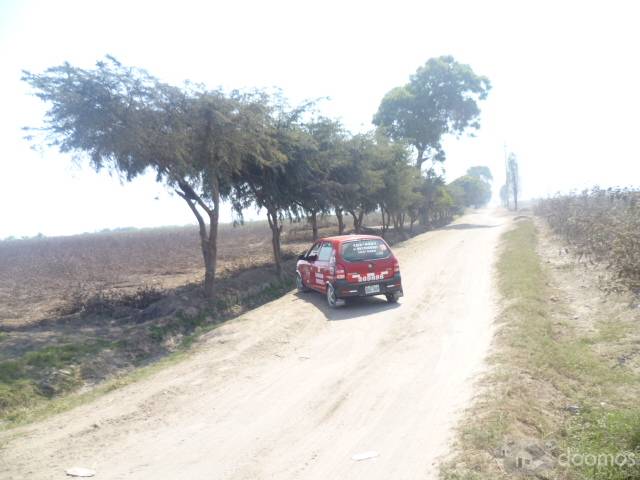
left=1, top=0, right=638, bottom=237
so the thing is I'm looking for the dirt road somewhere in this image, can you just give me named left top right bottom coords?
left=1, top=210, right=508, bottom=480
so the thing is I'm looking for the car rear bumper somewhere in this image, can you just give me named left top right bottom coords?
left=334, top=274, right=403, bottom=298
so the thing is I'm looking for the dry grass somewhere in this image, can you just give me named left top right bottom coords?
left=535, top=187, right=640, bottom=292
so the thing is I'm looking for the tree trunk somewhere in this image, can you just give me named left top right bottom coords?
left=348, top=209, right=361, bottom=233
left=357, top=209, right=364, bottom=233
left=415, top=146, right=425, bottom=172
left=419, top=202, right=430, bottom=226
left=267, top=207, right=283, bottom=276
left=177, top=180, right=219, bottom=300
left=381, top=207, right=388, bottom=234
left=309, top=210, right=318, bottom=241
left=335, top=207, right=344, bottom=235
left=203, top=205, right=219, bottom=299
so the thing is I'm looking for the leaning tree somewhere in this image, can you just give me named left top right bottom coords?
left=22, top=57, right=269, bottom=299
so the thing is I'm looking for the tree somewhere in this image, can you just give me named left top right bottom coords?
left=414, top=169, right=447, bottom=226
left=373, top=56, right=491, bottom=172
left=22, top=57, right=259, bottom=299
left=449, top=175, right=491, bottom=208
left=467, top=165, right=493, bottom=183
left=231, top=95, right=312, bottom=275
left=336, top=133, right=385, bottom=233
left=296, top=117, right=346, bottom=240
left=499, top=184, right=510, bottom=208
left=373, top=137, right=419, bottom=237
left=434, top=185, right=457, bottom=221
left=506, top=153, right=520, bottom=210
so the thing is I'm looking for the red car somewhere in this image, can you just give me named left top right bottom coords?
left=296, top=234, right=403, bottom=307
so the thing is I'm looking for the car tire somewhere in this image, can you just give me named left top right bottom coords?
left=326, top=283, right=340, bottom=308
left=296, top=272, right=309, bottom=292
left=385, top=293, right=400, bottom=303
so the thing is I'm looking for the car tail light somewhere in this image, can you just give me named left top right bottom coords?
left=393, top=259, right=400, bottom=274
left=336, top=264, right=346, bottom=280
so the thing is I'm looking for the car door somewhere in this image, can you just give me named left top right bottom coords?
left=315, top=242, right=334, bottom=292
left=303, top=241, right=322, bottom=290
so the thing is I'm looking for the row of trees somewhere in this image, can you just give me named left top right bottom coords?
left=24, top=56, right=491, bottom=299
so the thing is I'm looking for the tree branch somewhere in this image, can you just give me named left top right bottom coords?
left=176, top=188, right=208, bottom=244
left=177, top=180, right=214, bottom=217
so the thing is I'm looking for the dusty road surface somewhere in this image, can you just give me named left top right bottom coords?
left=1, top=210, right=508, bottom=480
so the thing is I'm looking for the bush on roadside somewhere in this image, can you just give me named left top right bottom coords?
left=59, top=285, right=165, bottom=316
left=535, top=187, right=640, bottom=292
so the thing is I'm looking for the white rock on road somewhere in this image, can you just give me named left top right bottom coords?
left=65, top=467, right=95, bottom=477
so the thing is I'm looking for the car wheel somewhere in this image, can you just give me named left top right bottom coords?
left=326, top=283, right=339, bottom=308
left=296, top=272, right=309, bottom=292
left=385, top=293, right=400, bottom=303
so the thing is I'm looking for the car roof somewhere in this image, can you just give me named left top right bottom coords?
left=321, top=234, right=383, bottom=243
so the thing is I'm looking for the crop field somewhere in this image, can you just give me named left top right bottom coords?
left=0, top=214, right=388, bottom=421
left=0, top=219, right=341, bottom=328
left=535, top=187, right=640, bottom=292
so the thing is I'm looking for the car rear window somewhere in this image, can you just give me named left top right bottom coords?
left=341, top=239, right=390, bottom=262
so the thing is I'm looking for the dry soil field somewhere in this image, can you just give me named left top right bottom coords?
left=0, top=220, right=322, bottom=328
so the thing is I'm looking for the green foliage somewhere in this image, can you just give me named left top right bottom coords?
left=373, top=55, right=490, bottom=169
left=566, top=408, right=640, bottom=480
left=373, top=137, right=422, bottom=232
left=466, top=165, right=493, bottom=182
left=23, top=58, right=290, bottom=295
left=293, top=117, right=347, bottom=237
left=448, top=172, right=492, bottom=209
left=24, top=57, right=216, bottom=189
left=337, top=133, right=386, bottom=222
left=0, top=341, right=112, bottom=419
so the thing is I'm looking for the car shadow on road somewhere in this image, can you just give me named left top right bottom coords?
left=294, top=291, right=401, bottom=321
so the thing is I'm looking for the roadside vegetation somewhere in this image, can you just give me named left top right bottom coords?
left=442, top=211, right=640, bottom=480
left=536, top=187, right=640, bottom=292
left=22, top=55, right=491, bottom=298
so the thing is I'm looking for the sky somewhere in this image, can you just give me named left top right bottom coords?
left=0, top=0, right=638, bottom=238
